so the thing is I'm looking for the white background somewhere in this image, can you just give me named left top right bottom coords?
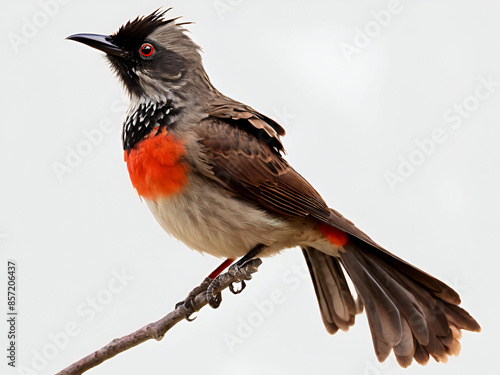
left=1, top=0, right=498, bottom=374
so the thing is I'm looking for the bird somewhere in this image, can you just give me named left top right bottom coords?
left=67, top=8, right=480, bottom=367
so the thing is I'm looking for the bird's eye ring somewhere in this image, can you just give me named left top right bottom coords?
left=139, top=43, right=154, bottom=58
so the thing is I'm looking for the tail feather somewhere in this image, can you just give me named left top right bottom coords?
left=414, top=341, right=430, bottom=365
left=444, top=303, right=481, bottom=332
left=340, top=237, right=480, bottom=366
left=304, top=234, right=480, bottom=367
left=326, top=208, right=462, bottom=304
left=340, top=249, right=403, bottom=361
left=364, top=243, right=461, bottom=305
left=393, top=319, right=414, bottom=367
left=302, top=247, right=360, bottom=334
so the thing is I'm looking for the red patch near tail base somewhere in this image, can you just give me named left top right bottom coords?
left=317, top=222, right=348, bottom=247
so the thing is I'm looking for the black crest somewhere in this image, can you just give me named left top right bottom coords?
left=105, top=8, right=193, bottom=96
left=111, top=8, right=177, bottom=48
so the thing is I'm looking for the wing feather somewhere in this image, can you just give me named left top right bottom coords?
left=198, top=106, right=330, bottom=220
left=199, top=102, right=384, bottom=247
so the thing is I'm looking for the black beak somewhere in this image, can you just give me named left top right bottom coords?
left=66, top=33, right=128, bottom=58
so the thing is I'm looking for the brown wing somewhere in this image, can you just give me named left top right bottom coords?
left=199, top=112, right=330, bottom=220
left=208, top=101, right=286, bottom=138
left=199, top=102, right=386, bottom=249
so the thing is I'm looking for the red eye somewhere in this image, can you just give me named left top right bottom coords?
left=139, top=43, right=154, bottom=57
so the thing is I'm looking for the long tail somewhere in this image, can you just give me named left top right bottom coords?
left=302, top=237, right=480, bottom=367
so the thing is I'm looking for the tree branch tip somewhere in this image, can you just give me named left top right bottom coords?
left=56, top=258, right=263, bottom=375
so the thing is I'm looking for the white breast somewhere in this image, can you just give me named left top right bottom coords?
left=145, top=174, right=330, bottom=259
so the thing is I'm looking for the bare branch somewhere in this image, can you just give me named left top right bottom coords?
left=56, top=259, right=262, bottom=375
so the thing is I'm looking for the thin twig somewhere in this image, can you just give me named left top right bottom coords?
left=56, top=259, right=262, bottom=375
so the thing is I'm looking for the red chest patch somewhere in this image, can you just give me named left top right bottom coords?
left=124, top=130, right=188, bottom=200
left=317, top=222, right=348, bottom=247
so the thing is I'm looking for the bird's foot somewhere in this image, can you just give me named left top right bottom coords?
left=207, top=258, right=262, bottom=309
left=175, top=277, right=212, bottom=321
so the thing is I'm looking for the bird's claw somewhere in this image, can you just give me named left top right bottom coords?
left=206, top=277, right=223, bottom=308
left=207, top=260, right=260, bottom=308
left=208, top=290, right=222, bottom=309
left=175, top=297, right=197, bottom=321
left=176, top=277, right=212, bottom=321
left=186, top=312, right=197, bottom=322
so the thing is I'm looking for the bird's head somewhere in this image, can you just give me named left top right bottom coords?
left=67, top=9, right=208, bottom=101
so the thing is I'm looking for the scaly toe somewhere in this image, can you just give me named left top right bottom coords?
left=206, top=276, right=223, bottom=309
